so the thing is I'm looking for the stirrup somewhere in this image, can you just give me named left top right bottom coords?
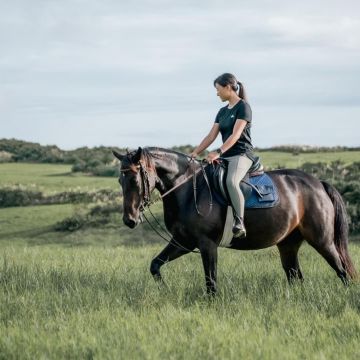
left=233, top=227, right=246, bottom=238
left=232, top=216, right=246, bottom=238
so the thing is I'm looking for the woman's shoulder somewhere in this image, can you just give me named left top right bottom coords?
left=216, top=105, right=228, bottom=115
left=237, top=99, right=251, bottom=108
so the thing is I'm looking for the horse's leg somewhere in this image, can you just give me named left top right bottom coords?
left=302, top=225, right=349, bottom=285
left=150, top=240, right=195, bottom=284
left=199, top=239, right=218, bottom=295
left=277, top=229, right=304, bottom=283
left=311, top=242, right=349, bottom=285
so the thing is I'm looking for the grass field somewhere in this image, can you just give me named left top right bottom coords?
left=0, top=163, right=118, bottom=193
left=0, top=154, right=360, bottom=359
left=258, top=150, right=360, bottom=169
left=1, top=244, right=359, bottom=359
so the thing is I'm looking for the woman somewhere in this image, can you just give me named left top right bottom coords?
left=190, top=73, right=254, bottom=238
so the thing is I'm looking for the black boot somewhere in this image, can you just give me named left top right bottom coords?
left=232, top=215, right=246, bottom=238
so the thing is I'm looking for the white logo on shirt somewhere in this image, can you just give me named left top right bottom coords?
left=231, top=115, right=235, bottom=118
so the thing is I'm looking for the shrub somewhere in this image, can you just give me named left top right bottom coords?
left=0, top=187, right=44, bottom=207
left=54, top=202, right=122, bottom=232
left=0, top=186, right=121, bottom=208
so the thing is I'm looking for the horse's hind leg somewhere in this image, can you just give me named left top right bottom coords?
left=150, top=239, right=194, bottom=284
left=277, top=229, right=304, bottom=283
left=302, top=226, right=349, bottom=285
left=311, top=242, right=349, bottom=285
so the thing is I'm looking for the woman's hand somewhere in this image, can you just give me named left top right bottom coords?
left=206, top=151, right=220, bottom=163
left=189, top=151, right=198, bottom=159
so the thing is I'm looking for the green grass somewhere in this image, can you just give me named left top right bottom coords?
left=0, top=205, right=359, bottom=359
left=1, top=157, right=360, bottom=359
left=0, top=243, right=359, bottom=359
left=0, top=163, right=118, bottom=193
left=258, top=151, right=360, bottom=169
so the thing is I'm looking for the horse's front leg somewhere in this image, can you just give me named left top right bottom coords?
left=199, top=239, right=218, bottom=295
left=150, top=239, right=194, bottom=285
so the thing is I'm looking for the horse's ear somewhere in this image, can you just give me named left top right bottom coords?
left=132, top=147, right=142, bottom=163
left=112, top=150, right=124, bottom=161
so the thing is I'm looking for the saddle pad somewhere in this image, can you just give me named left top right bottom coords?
left=218, top=174, right=279, bottom=247
left=243, top=173, right=279, bottom=209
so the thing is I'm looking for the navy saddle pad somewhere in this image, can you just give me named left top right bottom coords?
left=210, top=163, right=279, bottom=209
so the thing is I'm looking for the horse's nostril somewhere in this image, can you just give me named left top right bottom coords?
left=123, top=217, right=136, bottom=228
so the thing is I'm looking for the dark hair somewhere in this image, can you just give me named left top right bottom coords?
left=213, top=73, right=248, bottom=102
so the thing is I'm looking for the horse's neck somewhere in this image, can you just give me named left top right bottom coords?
left=150, top=149, right=191, bottom=193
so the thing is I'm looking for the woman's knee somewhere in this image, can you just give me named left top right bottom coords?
left=226, top=177, right=240, bottom=189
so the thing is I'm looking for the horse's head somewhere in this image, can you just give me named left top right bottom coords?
left=113, top=147, right=157, bottom=228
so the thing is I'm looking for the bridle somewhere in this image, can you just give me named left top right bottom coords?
left=118, top=155, right=213, bottom=254
left=119, top=160, right=153, bottom=211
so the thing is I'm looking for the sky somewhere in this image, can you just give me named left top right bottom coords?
left=0, top=0, right=359, bottom=150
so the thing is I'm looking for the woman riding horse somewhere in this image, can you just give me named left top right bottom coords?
left=113, top=74, right=356, bottom=295
left=191, top=73, right=254, bottom=239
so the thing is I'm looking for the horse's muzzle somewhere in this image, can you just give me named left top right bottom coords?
left=123, top=216, right=138, bottom=229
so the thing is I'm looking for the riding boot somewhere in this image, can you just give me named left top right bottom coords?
left=232, top=214, right=246, bottom=238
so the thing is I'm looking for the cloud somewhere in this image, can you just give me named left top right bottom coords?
left=0, top=0, right=359, bottom=148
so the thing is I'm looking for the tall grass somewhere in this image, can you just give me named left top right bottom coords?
left=0, top=245, right=359, bottom=359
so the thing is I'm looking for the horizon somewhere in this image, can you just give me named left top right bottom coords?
left=1, top=137, right=359, bottom=152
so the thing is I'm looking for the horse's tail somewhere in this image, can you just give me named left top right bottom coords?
left=321, top=181, right=357, bottom=279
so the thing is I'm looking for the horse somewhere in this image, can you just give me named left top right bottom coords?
left=112, top=146, right=357, bottom=294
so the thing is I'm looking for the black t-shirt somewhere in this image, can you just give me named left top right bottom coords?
left=214, top=99, right=253, bottom=157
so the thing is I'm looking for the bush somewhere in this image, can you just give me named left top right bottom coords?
left=92, top=165, right=119, bottom=177
left=298, top=161, right=360, bottom=234
left=54, top=213, right=87, bottom=231
left=0, top=187, right=44, bottom=207
left=0, top=186, right=121, bottom=208
left=54, top=202, right=122, bottom=232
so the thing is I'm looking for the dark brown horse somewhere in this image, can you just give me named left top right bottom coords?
left=113, top=147, right=356, bottom=294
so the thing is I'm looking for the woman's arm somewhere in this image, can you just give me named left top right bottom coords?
left=219, top=119, right=247, bottom=154
left=191, top=124, right=220, bottom=157
left=206, top=119, right=247, bottom=162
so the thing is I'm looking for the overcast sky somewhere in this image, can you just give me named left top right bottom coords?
left=1, top=0, right=359, bottom=150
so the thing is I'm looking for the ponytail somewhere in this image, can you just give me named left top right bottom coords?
left=237, top=81, right=248, bottom=102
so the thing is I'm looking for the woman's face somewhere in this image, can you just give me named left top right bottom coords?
left=215, top=83, right=232, bottom=102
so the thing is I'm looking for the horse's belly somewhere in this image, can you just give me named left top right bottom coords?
left=228, top=236, right=277, bottom=250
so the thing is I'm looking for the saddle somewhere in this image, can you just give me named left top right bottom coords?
left=210, top=155, right=279, bottom=209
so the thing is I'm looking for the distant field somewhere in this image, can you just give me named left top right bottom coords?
left=258, top=150, right=360, bottom=169
left=0, top=163, right=118, bottom=192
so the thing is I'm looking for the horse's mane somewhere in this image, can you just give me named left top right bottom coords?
left=124, top=147, right=195, bottom=173
left=147, top=147, right=192, bottom=160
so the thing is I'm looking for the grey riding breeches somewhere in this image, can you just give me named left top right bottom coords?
left=225, top=154, right=253, bottom=218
